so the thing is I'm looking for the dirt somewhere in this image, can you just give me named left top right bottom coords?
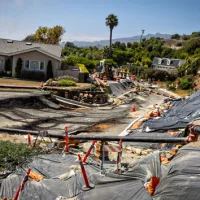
left=0, top=133, right=27, bottom=143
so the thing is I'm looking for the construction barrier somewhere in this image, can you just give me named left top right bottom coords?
left=82, top=140, right=97, bottom=163
left=103, top=145, right=121, bottom=152
left=131, top=105, right=136, bottom=112
left=64, top=126, right=69, bottom=153
left=78, top=154, right=94, bottom=190
left=13, top=168, right=31, bottom=200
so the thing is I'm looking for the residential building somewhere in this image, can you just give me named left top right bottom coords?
left=0, top=38, right=62, bottom=78
left=152, top=57, right=184, bottom=73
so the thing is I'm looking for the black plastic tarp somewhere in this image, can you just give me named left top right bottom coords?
left=144, top=90, right=200, bottom=130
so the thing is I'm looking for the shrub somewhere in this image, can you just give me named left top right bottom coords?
left=46, top=60, right=53, bottom=80
left=15, top=58, right=23, bottom=78
left=21, top=70, right=45, bottom=81
left=0, top=141, right=42, bottom=171
left=179, top=78, right=193, bottom=90
left=57, top=75, right=78, bottom=82
left=58, top=79, right=76, bottom=86
left=0, top=71, right=5, bottom=77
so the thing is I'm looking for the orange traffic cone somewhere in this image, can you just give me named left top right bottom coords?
left=131, top=105, right=136, bottom=112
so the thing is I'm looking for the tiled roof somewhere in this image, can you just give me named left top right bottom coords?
left=0, top=38, right=62, bottom=59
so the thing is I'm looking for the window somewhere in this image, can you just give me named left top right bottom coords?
left=167, top=59, right=171, bottom=65
left=40, top=61, right=44, bottom=71
left=25, top=60, right=45, bottom=71
left=25, top=60, right=29, bottom=69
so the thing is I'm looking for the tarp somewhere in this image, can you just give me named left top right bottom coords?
left=144, top=90, right=200, bottom=130
left=153, top=146, right=200, bottom=200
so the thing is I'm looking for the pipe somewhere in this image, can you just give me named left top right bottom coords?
left=0, top=127, right=64, bottom=139
left=0, top=127, right=188, bottom=143
left=69, top=135, right=187, bottom=143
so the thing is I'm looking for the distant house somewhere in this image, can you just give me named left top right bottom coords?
left=152, top=57, right=184, bottom=74
left=0, top=38, right=62, bottom=78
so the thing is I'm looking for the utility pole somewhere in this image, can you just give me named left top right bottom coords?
left=140, top=29, right=145, bottom=43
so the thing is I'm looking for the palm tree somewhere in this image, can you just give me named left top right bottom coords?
left=105, top=14, right=118, bottom=57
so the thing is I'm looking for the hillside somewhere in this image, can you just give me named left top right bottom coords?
left=63, top=33, right=171, bottom=47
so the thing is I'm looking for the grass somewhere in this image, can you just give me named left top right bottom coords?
left=0, top=78, right=40, bottom=87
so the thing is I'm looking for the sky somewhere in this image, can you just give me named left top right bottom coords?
left=0, top=0, right=200, bottom=42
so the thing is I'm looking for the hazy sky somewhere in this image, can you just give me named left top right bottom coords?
left=0, top=0, right=199, bottom=41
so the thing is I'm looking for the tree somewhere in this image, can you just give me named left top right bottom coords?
left=5, top=58, right=12, bottom=72
left=64, top=42, right=75, bottom=49
left=23, top=34, right=35, bottom=42
left=46, top=60, right=53, bottom=80
left=184, top=38, right=200, bottom=54
left=33, top=26, right=65, bottom=44
left=105, top=14, right=119, bottom=57
left=119, top=43, right=126, bottom=51
left=112, top=41, right=121, bottom=49
left=15, top=58, right=23, bottom=78
left=103, top=46, right=110, bottom=59
left=127, top=42, right=132, bottom=48
left=171, top=34, right=180, bottom=40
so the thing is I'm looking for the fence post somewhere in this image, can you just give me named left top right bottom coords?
left=13, top=168, right=31, bottom=200
left=116, top=138, right=122, bottom=173
left=78, top=154, right=94, bottom=190
left=64, top=126, right=69, bottom=153
left=83, top=140, right=97, bottom=163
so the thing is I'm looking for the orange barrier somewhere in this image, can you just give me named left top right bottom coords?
left=131, top=105, right=136, bottom=112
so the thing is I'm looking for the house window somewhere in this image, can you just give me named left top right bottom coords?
left=30, top=61, right=40, bottom=70
left=40, top=61, right=44, bottom=71
left=25, top=60, right=29, bottom=69
left=25, top=60, right=45, bottom=71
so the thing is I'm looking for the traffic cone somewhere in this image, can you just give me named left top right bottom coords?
left=40, top=82, right=44, bottom=88
left=131, top=105, right=136, bottom=112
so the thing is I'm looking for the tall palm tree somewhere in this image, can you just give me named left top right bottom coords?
left=105, top=14, right=118, bottom=57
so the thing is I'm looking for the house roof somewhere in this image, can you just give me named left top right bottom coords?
left=152, top=57, right=184, bottom=67
left=0, top=38, right=62, bottom=60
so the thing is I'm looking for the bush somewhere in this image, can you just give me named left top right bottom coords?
left=21, top=70, right=45, bottom=81
left=15, top=58, right=23, bottom=78
left=57, top=75, right=78, bottom=82
left=0, top=71, right=5, bottom=77
left=58, top=79, right=76, bottom=86
left=0, top=141, right=42, bottom=171
left=179, top=78, right=193, bottom=90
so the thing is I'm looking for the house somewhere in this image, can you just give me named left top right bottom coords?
left=152, top=57, right=184, bottom=74
left=0, top=38, right=62, bottom=78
